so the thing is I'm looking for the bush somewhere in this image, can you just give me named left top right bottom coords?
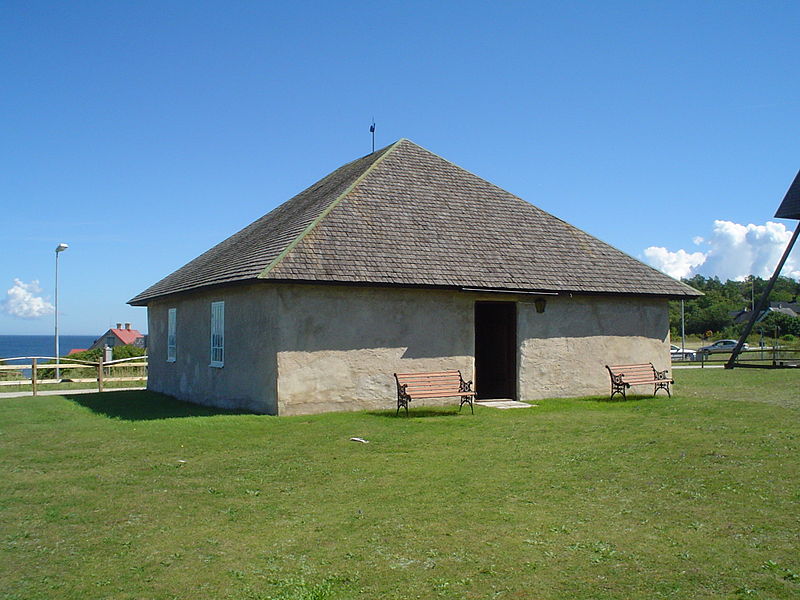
left=112, top=345, right=146, bottom=360
left=38, top=348, right=101, bottom=379
left=0, top=360, right=23, bottom=381
left=38, top=346, right=145, bottom=380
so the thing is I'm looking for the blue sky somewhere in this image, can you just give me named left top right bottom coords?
left=1, top=1, right=798, bottom=335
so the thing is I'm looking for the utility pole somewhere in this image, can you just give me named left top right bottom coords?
left=681, top=299, right=685, bottom=353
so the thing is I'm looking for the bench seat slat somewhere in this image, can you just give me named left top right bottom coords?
left=402, top=379, right=462, bottom=387
left=398, top=381, right=462, bottom=388
left=404, top=389, right=469, bottom=396
left=395, top=371, right=461, bottom=378
left=400, top=377, right=462, bottom=385
left=403, top=388, right=473, bottom=396
left=399, top=380, right=462, bottom=387
left=406, top=391, right=476, bottom=399
left=403, top=384, right=463, bottom=391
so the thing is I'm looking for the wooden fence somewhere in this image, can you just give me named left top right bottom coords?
left=672, top=346, right=800, bottom=368
left=0, top=355, right=148, bottom=395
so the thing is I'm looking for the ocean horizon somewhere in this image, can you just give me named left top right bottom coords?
left=0, top=335, right=99, bottom=360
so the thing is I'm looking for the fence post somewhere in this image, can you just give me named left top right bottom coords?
left=32, top=358, right=37, bottom=396
left=97, top=356, right=104, bottom=392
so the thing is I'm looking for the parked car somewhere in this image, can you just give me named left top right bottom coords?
left=696, top=339, right=748, bottom=356
left=670, top=344, right=697, bottom=361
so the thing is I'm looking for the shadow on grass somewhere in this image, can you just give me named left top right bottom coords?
left=578, top=393, right=670, bottom=403
left=367, top=407, right=464, bottom=418
left=64, top=390, right=252, bottom=421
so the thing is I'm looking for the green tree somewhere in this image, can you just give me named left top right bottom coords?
left=668, top=275, right=799, bottom=337
left=760, top=311, right=800, bottom=337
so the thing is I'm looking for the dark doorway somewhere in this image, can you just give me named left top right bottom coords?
left=474, top=302, right=517, bottom=400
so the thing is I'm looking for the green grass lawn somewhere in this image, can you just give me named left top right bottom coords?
left=0, top=379, right=145, bottom=394
left=1, top=369, right=798, bottom=599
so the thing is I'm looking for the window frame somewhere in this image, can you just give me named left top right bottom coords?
left=210, top=301, right=224, bottom=368
left=167, top=307, right=177, bottom=362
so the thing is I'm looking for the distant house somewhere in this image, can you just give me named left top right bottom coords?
left=730, top=307, right=764, bottom=325
left=130, top=139, right=700, bottom=415
left=769, top=301, right=800, bottom=318
left=729, top=301, right=799, bottom=328
left=90, top=323, right=145, bottom=350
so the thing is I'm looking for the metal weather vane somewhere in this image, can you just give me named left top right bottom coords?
left=370, top=119, right=375, bottom=153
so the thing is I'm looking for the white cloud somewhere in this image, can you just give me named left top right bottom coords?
left=643, top=220, right=800, bottom=281
left=692, top=236, right=704, bottom=245
left=1, top=279, right=55, bottom=319
left=643, top=247, right=706, bottom=279
left=704, top=220, right=798, bottom=280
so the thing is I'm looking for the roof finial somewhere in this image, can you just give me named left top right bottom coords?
left=369, top=118, right=375, bottom=153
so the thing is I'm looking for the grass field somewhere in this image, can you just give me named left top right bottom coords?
left=0, top=380, right=145, bottom=394
left=1, top=369, right=798, bottom=599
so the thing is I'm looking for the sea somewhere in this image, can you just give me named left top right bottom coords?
left=0, top=335, right=98, bottom=361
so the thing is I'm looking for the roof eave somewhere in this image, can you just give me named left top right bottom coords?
left=128, top=276, right=702, bottom=306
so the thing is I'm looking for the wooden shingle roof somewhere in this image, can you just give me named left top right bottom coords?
left=130, top=139, right=699, bottom=305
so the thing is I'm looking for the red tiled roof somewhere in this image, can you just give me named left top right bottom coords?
left=67, top=348, right=88, bottom=355
left=110, top=328, right=144, bottom=345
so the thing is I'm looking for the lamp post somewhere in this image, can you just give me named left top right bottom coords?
left=54, top=243, right=68, bottom=380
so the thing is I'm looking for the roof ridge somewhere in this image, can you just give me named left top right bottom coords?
left=396, top=142, right=699, bottom=296
left=256, top=139, right=404, bottom=278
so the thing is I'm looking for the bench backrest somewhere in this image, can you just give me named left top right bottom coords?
left=605, top=363, right=658, bottom=383
left=395, top=370, right=466, bottom=399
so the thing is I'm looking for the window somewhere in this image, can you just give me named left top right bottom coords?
left=210, top=301, right=224, bottom=367
left=106, top=336, right=115, bottom=347
left=167, top=308, right=176, bottom=362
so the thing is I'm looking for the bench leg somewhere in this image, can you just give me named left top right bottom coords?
left=610, top=381, right=627, bottom=400
left=397, top=395, right=410, bottom=416
left=459, top=395, right=474, bottom=415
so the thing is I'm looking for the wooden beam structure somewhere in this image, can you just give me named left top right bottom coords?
left=726, top=170, right=800, bottom=369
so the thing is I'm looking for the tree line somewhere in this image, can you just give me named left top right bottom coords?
left=669, top=275, right=800, bottom=340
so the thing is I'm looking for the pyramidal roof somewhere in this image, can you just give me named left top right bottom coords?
left=129, top=139, right=699, bottom=305
left=775, top=169, right=800, bottom=220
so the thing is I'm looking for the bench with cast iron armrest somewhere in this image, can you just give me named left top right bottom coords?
left=605, top=363, right=672, bottom=400
left=394, top=370, right=476, bottom=415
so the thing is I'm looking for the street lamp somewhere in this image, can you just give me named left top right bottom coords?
left=54, top=243, right=68, bottom=380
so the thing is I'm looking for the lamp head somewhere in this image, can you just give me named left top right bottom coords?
left=55, top=243, right=69, bottom=253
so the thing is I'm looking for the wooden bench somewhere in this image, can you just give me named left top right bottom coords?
left=605, top=363, right=672, bottom=400
left=394, top=370, right=476, bottom=415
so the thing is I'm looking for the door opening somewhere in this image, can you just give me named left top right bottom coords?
left=474, top=301, right=517, bottom=400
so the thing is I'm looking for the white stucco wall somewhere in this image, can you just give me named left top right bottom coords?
left=273, top=285, right=474, bottom=415
left=146, top=284, right=279, bottom=413
left=517, top=295, right=670, bottom=400
left=145, top=283, right=670, bottom=415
